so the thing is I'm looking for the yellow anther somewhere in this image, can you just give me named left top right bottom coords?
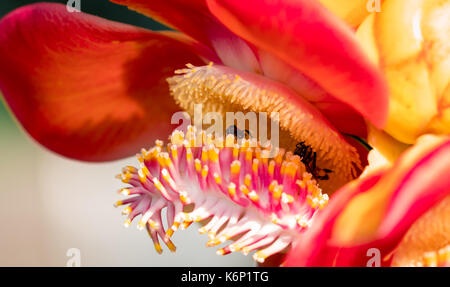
left=281, top=193, right=294, bottom=204
left=170, top=130, right=185, bottom=145
left=230, top=160, right=241, bottom=175
left=248, top=191, right=259, bottom=202
left=154, top=243, right=163, bottom=254
left=286, top=163, right=297, bottom=177
left=181, top=220, right=193, bottom=230
left=113, top=200, right=123, bottom=207
left=120, top=173, right=132, bottom=183
left=253, top=251, right=267, bottom=263
left=123, top=218, right=132, bottom=228
left=244, top=174, right=252, bottom=188
left=280, top=162, right=286, bottom=175
left=252, top=159, right=259, bottom=174
left=228, top=183, right=237, bottom=197
left=296, top=216, right=309, bottom=228
left=194, top=159, right=202, bottom=172
left=319, top=194, right=329, bottom=209
left=208, top=148, right=219, bottom=162
left=229, top=243, right=241, bottom=252
left=166, top=240, right=177, bottom=252
left=275, top=149, right=285, bottom=164
left=193, top=215, right=204, bottom=222
left=233, top=145, right=239, bottom=158
left=213, top=173, right=222, bottom=185
left=156, top=153, right=168, bottom=167
left=122, top=166, right=137, bottom=173
left=273, top=185, right=283, bottom=200
left=118, top=188, right=130, bottom=196
left=296, top=179, right=306, bottom=189
left=307, top=195, right=320, bottom=209
left=270, top=213, right=280, bottom=225
left=171, top=145, right=178, bottom=160
left=179, top=191, right=191, bottom=204
left=268, top=160, right=275, bottom=176
left=145, top=147, right=159, bottom=161
left=138, top=166, right=150, bottom=183
left=186, top=147, right=193, bottom=161
left=201, top=148, right=208, bottom=162
left=172, top=221, right=180, bottom=231
left=201, top=165, right=209, bottom=178
left=165, top=228, right=174, bottom=239
left=207, top=236, right=226, bottom=247
left=245, top=148, right=252, bottom=161
left=206, top=134, right=214, bottom=146
left=268, top=181, right=277, bottom=193
left=240, top=185, right=250, bottom=196
left=137, top=219, right=147, bottom=230
left=208, top=231, right=216, bottom=239
left=155, top=140, right=163, bottom=148
left=148, top=219, right=159, bottom=230
left=136, top=153, right=144, bottom=163
left=121, top=206, right=132, bottom=215
left=225, top=134, right=235, bottom=147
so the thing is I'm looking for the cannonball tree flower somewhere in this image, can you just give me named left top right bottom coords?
left=356, top=0, right=450, bottom=145
left=285, top=134, right=450, bottom=267
left=0, top=1, right=389, bottom=263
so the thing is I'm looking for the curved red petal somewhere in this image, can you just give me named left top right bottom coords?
left=377, top=140, right=450, bottom=242
left=0, top=3, right=206, bottom=161
left=284, top=171, right=385, bottom=266
left=207, top=0, right=389, bottom=128
left=110, top=0, right=261, bottom=72
left=110, top=0, right=212, bottom=47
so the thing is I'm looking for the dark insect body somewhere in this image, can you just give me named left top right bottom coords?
left=294, top=142, right=333, bottom=181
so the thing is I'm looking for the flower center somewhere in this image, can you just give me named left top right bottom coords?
left=115, top=126, right=328, bottom=263
left=167, top=63, right=361, bottom=193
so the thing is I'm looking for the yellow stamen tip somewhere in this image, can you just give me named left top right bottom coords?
left=121, top=206, right=132, bottom=215
left=166, top=240, right=177, bottom=252
left=123, top=219, right=131, bottom=228
left=154, top=243, right=163, bottom=254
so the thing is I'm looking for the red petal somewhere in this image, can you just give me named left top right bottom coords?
left=110, top=0, right=261, bottom=72
left=0, top=3, right=206, bottom=161
left=284, top=136, right=450, bottom=266
left=110, top=0, right=213, bottom=47
left=207, top=0, right=389, bottom=128
left=284, top=171, right=385, bottom=266
left=256, top=50, right=368, bottom=138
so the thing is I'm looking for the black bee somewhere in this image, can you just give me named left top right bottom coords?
left=225, top=125, right=251, bottom=140
left=294, top=141, right=333, bottom=180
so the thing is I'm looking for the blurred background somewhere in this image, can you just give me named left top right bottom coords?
left=0, top=0, right=254, bottom=267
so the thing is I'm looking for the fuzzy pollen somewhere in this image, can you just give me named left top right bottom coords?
left=167, top=63, right=361, bottom=192
left=115, top=126, right=328, bottom=263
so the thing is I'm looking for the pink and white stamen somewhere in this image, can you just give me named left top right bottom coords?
left=114, top=126, right=328, bottom=263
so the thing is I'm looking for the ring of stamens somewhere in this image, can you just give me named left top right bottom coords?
left=114, top=126, right=328, bottom=263
left=167, top=63, right=362, bottom=192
